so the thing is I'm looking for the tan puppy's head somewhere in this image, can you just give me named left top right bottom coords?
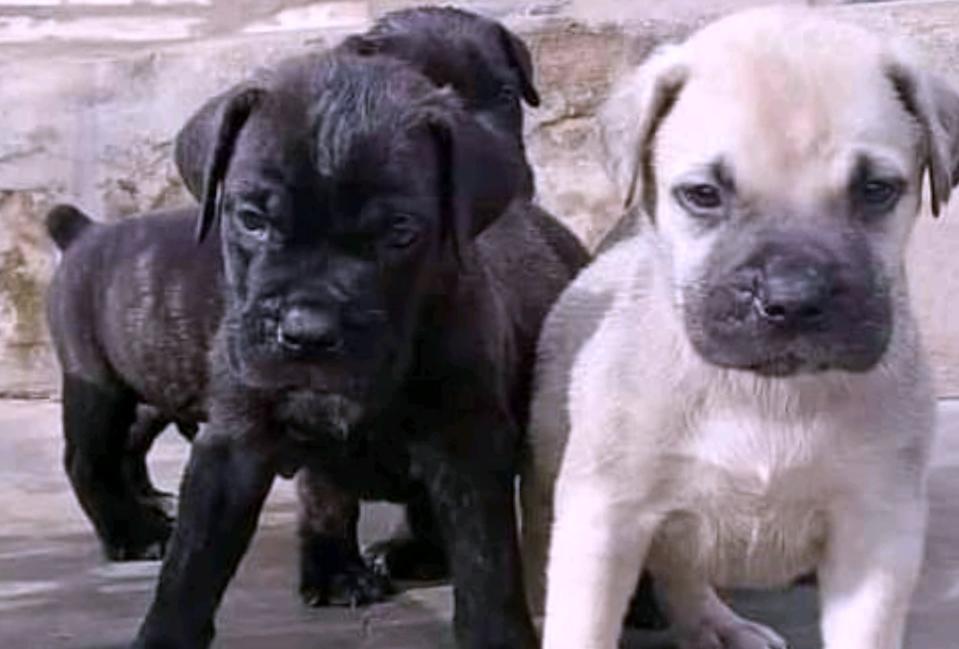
left=601, top=7, right=959, bottom=376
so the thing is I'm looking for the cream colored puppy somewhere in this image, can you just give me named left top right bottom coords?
left=522, top=7, right=959, bottom=649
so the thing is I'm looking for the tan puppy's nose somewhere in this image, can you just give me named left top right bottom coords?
left=755, top=255, right=835, bottom=331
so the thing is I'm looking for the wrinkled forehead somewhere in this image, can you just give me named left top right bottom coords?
left=229, top=91, right=436, bottom=195
left=657, top=26, right=922, bottom=200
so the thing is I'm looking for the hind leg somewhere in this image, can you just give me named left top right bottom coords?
left=125, top=405, right=173, bottom=503
left=61, top=375, right=172, bottom=561
left=652, top=568, right=787, bottom=649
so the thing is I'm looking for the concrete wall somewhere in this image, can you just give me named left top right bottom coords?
left=2, top=0, right=958, bottom=396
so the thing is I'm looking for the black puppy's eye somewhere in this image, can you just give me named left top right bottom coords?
left=236, top=209, right=269, bottom=239
left=676, top=183, right=724, bottom=214
left=857, top=179, right=902, bottom=211
left=385, top=216, right=419, bottom=249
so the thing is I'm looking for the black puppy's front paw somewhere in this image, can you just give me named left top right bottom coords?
left=364, top=537, right=448, bottom=582
left=300, top=561, right=393, bottom=608
left=299, top=534, right=393, bottom=607
left=102, top=504, right=173, bottom=562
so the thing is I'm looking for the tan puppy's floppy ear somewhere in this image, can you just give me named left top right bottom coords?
left=886, top=62, right=959, bottom=217
left=929, top=76, right=959, bottom=210
left=599, top=46, right=687, bottom=216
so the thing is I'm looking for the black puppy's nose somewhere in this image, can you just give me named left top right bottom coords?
left=754, top=256, right=834, bottom=330
left=277, top=306, right=342, bottom=352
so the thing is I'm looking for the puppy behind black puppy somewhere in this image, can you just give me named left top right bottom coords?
left=133, top=52, right=578, bottom=649
left=343, top=6, right=540, bottom=151
left=176, top=6, right=541, bottom=201
left=45, top=205, right=216, bottom=560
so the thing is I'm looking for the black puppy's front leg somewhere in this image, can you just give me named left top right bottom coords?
left=414, top=426, right=536, bottom=649
left=296, top=467, right=391, bottom=607
left=133, top=419, right=276, bottom=649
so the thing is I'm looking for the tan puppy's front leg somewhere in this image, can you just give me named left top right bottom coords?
left=542, top=482, right=658, bottom=649
left=818, top=498, right=927, bottom=649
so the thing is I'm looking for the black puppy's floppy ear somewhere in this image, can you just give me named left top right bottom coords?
left=195, top=87, right=264, bottom=243
left=428, top=108, right=525, bottom=262
left=175, top=83, right=261, bottom=200
left=497, top=25, right=540, bottom=107
left=339, top=33, right=380, bottom=56
left=175, top=90, right=227, bottom=201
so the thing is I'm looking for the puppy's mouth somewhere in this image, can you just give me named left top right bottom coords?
left=225, top=324, right=391, bottom=398
left=239, top=356, right=376, bottom=394
left=744, top=353, right=827, bottom=377
left=684, top=288, right=890, bottom=378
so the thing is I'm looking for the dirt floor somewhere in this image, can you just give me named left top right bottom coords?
left=0, top=399, right=957, bottom=648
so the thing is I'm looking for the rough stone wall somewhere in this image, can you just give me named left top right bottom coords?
left=2, top=0, right=958, bottom=396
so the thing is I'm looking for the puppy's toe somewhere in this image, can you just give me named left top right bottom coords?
left=102, top=506, right=173, bottom=562
left=300, top=562, right=394, bottom=608
left=334, top=564, right=394, bottom=608
left=722, top=620, right=787, bottom=649
left=682, top=618, right=787, bottom=649
left=364, top=538, right=448, bottom=582
left=136, top=540, right=166, bottom=561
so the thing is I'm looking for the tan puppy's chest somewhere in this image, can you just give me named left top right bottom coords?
left=646, top=410, right=834, bottom=588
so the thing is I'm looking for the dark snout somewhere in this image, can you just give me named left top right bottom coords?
left=277, top=305, right=343, bottom=354
left=746, top=245, right=836, bottom=334
left=231, top=274, right=396, bottom=397
left=685, top=230, right=893, bottom=376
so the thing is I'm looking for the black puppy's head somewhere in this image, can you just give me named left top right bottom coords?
left=342, top=7, right=540, bottom=143
left=199, top=54, right=525, bottom=429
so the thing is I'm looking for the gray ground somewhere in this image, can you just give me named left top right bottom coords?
left=0, top=399, right=956, bottom=648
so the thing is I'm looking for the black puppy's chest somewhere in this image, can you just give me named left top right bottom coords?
left=274, top=391, right=418, bottom=501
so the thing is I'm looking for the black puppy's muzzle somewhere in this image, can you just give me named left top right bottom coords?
left=276, top=305, right=344, bottom=355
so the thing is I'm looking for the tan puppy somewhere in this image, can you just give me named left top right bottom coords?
left=522, top=7, right=959, bottom=649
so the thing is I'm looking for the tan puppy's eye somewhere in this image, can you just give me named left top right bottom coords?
left=676, top=183, right=724, bottom=216
left=856, top=179, right=902, bottom=212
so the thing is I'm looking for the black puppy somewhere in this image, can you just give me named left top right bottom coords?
left=45, top=205, right=215, bottom=560
left=43, top=7, right=546, bottom=574
left=172, top=7, right=550, bottom=596
left=345, top=6, right=540, bottom=146
left=132, top=52, right=579, bottom=649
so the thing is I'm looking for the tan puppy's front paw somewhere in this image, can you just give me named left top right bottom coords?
left=680, top=615, right=787, bottom=649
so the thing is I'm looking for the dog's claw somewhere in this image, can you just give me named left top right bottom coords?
left=300, top=562, right=393, bottom=608
left=363, top=538, right=448, bottom=582
left=101, top=504, right=173, bottom=562
left=681, top=617, right=788, bottom=649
